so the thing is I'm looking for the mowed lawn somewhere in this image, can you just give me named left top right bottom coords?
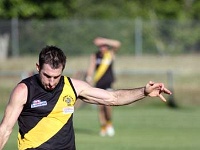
left=2, top=104, right=200, bottom=150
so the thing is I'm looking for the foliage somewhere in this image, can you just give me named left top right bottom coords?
left=0, top=0, right=200, bottom=20
left=1, top=0, right=200, bottom=55
left=15, top=19, right=200, bottom=55
left=18, top=19, right=137, bottom=55
left=0, top=0, right=74, bottom=19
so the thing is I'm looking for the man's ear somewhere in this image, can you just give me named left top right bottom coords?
left=36, top=63, right=40, bottom=72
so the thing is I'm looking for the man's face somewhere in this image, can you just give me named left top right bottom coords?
left=99, top=45, right=108, bottom=53
left=37, top=63, right=63, bottom=91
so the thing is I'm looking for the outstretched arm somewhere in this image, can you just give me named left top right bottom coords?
left=72, top=79, right=172, bottom=106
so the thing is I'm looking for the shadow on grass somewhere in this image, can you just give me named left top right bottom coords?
left=75, top=127, right=97, bottom=135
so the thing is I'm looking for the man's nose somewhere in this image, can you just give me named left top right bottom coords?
left=49, top=78, right=54, bottom=85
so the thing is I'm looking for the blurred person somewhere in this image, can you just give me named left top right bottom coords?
left=86, top=37, right=121, bottom=137
left=0, top=45, right=172, bottom=150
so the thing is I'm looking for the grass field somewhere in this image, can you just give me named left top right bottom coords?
left=0, top=54, right=200, bottom=149
left=75, top=105, right=200, bottom=150
left=2, top=105, right=200, bottom=150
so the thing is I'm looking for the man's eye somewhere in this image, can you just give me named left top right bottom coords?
left=54, top=76, right=60, bottom=79
left=44, top=74, right=51, bottom=78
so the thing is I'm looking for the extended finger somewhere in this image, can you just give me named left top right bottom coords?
left=159, top=94, right=167, bottom=102
left=163, top=87, right=172, bottom=95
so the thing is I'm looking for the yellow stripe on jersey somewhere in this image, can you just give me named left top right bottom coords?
left=94, top=51, right=112, bottom=83
left=18, top=76, right=76, bottom=150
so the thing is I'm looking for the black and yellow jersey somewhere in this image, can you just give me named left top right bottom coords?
left=18, top=74, right=77, bottom=150
left=94, top=51, right=115, bottom=89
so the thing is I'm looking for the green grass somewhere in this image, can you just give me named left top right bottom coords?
left=74, top=105, right=200, bottom=150
left=2, top=104, right=200, bottom=150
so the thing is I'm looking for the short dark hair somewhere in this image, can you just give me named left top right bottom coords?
left=39, top=45, right=66, bottom=70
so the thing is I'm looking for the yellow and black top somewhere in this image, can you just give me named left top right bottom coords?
left=18, top=74, right=77, bottom=150
left=94, top=51, right=115, bottom=89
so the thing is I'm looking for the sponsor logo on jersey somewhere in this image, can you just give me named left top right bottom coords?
left=63, top=106, right=74, bottom=114
left=31, top=99, right=47, bottom=108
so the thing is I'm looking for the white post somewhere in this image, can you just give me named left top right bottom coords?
left=0, top=33, right=10, bottom=60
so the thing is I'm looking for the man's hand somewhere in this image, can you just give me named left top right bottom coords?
left=144, top=81, right=172, bottom=102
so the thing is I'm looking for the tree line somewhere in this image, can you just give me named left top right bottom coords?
left=0, top=0, right=199, bottom=20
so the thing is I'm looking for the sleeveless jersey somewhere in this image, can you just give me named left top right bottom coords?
left=17, top=74, right=77, bottom=150
left=94, top=51, right=115, bottom=89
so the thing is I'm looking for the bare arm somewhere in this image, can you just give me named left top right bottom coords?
left=93, top=37, right=121, bottom=51
left=85, top=54, right=96, bottom=84
left=80, top=86, right=146, bottom=106
left=72, top=79, right=172, bottom=106
left=0, top=83, right=27, bottom=150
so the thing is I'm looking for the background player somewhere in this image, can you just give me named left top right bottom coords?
left=86, top=37, right=121, bottom=136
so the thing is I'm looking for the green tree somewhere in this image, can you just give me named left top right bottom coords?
left=0, top=0, right=75, bottom=19
left=1, top=0, right=200, bottom=20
